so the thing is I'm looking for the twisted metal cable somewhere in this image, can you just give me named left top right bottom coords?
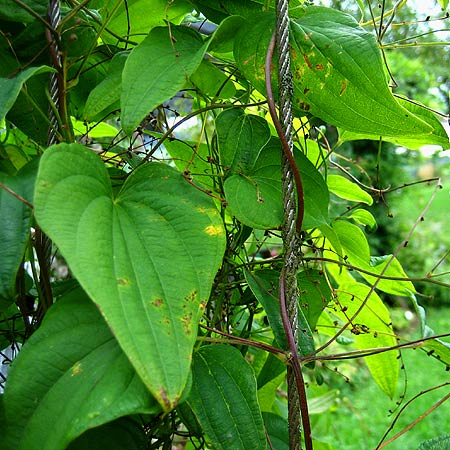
left=275, top=1, right=302, bottom=449
left=47, top=0, right=61, bottom=146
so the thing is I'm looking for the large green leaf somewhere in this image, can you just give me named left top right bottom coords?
left=3, top=288, right=159, bottom=450
left=234, top=8, right=446, bottom=144
left=338, top=97, right=450, bottom=149
left=216, top=110, right=329, bottom=230
left=121, top=25, right=207, bottom=134
left=183, top=345, right=267, bottom=450
left=34, top=144, right=226, bottom=410
left=0, top=66, right=54, bottom=124
left=418, top=434, right=450, bottom=450
left=0, top=159, right=38, bottom=308
left=289, top=7, right=433, bottom=137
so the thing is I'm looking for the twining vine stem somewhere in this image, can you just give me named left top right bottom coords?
left=265, top=28, right=313, bottom=450
left=265, top=33, right=304, bottom=234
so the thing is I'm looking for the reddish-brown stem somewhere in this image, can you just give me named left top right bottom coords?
left=265, top=32, right=304, bottom=233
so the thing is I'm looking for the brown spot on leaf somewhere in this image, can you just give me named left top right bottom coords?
left=303, top=88, right=310, bottom=95
left=303, top=53, right=313, bottom=70
left=152, top=298, right=163, bottom=307
left=340, top=81, right=347, bottom=96
left=299, top=102, right=310, bottom=112
left=315, top=64, right=324, bottom=70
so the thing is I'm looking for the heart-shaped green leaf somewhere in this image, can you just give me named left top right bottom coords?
left=220, top=134, right=329, bottom=230
left=3, top=288, right=159, bottom=450
left=34, top=144, right=226, bottom=411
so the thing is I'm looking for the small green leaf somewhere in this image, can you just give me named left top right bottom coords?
left=3, top=288, right=159, bottom=450
left=34, top=143, right=226, bottom=410
left=121, top=26, right=207, bottom=134
left=348, top=208, right=377, bottom=231
left=0, top=159, right=38, bottom=307
left=332, top=220, right=415, bottom=295
left=263, top=413, right=289, bottom=450
left=0, top=66, right=54, bottom=124
left=327, top=174, right=373, bottom=205
left=84, top=52, right=128, bottom=121
left=185, top=345, right=267, bottom=450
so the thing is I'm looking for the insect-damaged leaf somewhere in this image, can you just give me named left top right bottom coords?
left=34, top=144, right=226, bottom=411
left=3, top=288, right=159, bottom=450
left=234, top=7, right=447, bottom=144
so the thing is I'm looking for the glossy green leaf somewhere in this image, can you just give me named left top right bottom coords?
left=216, top=108, right=271, bottom=172
left=67, top=417, right=147, bottom=450
left=0, top=0, right=48, bottom=23
left=263, top=413, right=289, bottom=450
left=245, top=269, right=287, bottom=349
left=191, top=60, right=236, bottom=99
left=418, top=435, right=450, bottom=450
left=297, top=269, right=332, bottom=331
left=0, top=159, right=38, bottom=307
left=218, top=113, right=329, bottom=230
left=330, top=282, right=399, bottom=398
left=234, top=8, right=446, bottom=143
left=3, top=288, right=159, bottom=450
left=0, top=66, right=54, bottom=124
left=245, top=269, right=315, bottom=357
left=332, top=220, right=415, bottom=295
left=90, top=0, right=192, bottom=43
left=348, top=208, right=377, bottom=231
left=84, top=52, right=128, bottom=121
left=338, top=98, right=450, bottom=148
left=34, top=144, right=226, bottom=410
left=121, top=26, right=207, bottom=135
left=327, top=174, right=373, bottom=205
left=289, top=7, right=434, bottom=138
left=184, top=345, right=266, bottom=450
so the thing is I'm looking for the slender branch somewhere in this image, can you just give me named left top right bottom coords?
left=279, top=274, right=313, bottom=450
left=0, top=183, right=34, bottom=209
left=376, top=389, right=450, bottom=449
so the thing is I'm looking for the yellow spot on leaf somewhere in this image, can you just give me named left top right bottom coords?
left=204, top=224, right=223, bottom=236
left=71, top=361, right=82, bottom=376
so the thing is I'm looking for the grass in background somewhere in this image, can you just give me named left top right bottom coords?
left=312, top=307, right=450, bottom=450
